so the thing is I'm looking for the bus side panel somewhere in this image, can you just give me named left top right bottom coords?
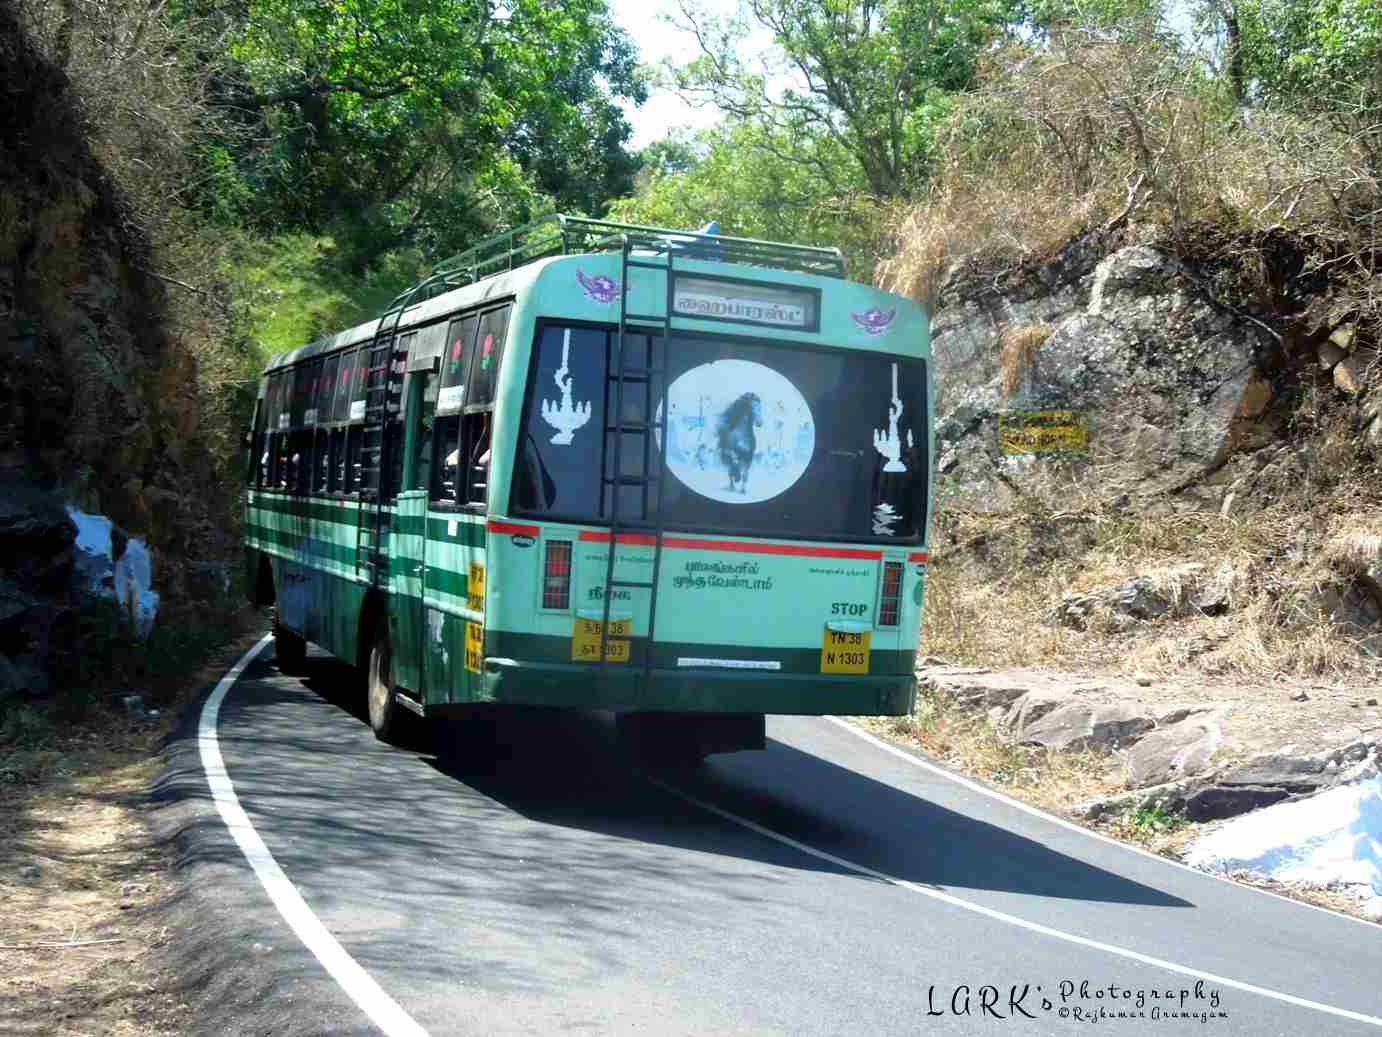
left=483, top=524, right=541, bottom=676
left=421, top=512, right=485, bottom=705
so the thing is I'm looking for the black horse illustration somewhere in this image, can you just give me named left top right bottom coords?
left=716, top=392, right=764, bottom=494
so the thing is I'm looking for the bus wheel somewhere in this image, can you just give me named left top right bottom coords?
left=366, top=625, right=403, bottom=742
left=273, top=612, right=306, bottom=673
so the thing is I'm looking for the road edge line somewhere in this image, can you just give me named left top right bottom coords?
left=199, top=634, right=431, bottom=1037
left=827, top=716, right=1382, bottom=931
left=649, top=774, right=1382, bottom=1029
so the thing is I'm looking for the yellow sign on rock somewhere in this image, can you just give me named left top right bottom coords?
left=998, top=409, right=1089, bottom=455
left=467, top=562, right=486, bottom=612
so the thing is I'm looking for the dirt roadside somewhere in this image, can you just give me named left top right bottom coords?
left=0, top=632, right=264, bottom=1037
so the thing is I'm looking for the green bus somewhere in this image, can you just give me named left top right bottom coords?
left=243, top=216, right=932, bottom=761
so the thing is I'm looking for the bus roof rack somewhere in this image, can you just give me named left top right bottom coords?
left=386, top=215, right=846, bottom=310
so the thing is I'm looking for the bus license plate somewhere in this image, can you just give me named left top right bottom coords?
left=572, top=618, right=631, bottom=663
left=821, top=628, right=870, bottom=674
left=465, top=621, right=483, bottom=674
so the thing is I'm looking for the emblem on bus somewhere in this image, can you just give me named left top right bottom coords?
left=576, top=269, right=618, bottom=305
left=655, top=359, right=814, bottom=504
left=540, top=329, right=592, bottom=444
left=851, top=307, right=896, bottom=336
left=511, top=534, right=535, bottom=548
left=872, top=362, right=912, bottom=474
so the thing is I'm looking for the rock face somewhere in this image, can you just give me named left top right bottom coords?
left=0, top=9, right=237, bottom=705
left=1045, top=562, right=1236, bottom=629
left=931, top=239, right=1287, bottom=513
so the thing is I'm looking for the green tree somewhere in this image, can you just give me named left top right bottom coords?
left=1185, top=0, right=1381, bottom=109
left=667, top=0, right=1024, bottom=198
left=199, top=0, right=645, bottom=267
left=611, top=121, right=900, bottom=276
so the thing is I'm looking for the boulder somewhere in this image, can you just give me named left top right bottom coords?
left=1077, top=780, right=1194, bottom=820
left=0, top=482, right=75, bottom=587
left=1018, top=702, right=1156, bottom=751
left=1329, top=323, right=1357, bottom=351
left=1123, top=714, right=1222, bottom=786
left=1004, top=691, right=1068, bottom=735
left=1318, top=341, right=1348, bottom=370
left=1333, top=350, right=1375, bottom=395
left=1183, top=784, right=1293, bottom=822
left=1219, top=752, right=1332, bottom=793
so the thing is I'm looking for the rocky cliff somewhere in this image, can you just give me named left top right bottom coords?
left=1, top=1, right=239, bottom=706
left=931, top=231, right=1380, bottom=516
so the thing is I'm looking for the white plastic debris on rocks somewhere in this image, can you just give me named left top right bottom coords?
left=67, top=506, right=160, bottom=640
left=70, top=506, right=115, bottom=593
left=1186, top=777, right=1382, bottom=910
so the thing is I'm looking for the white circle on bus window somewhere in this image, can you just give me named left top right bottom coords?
left=655, top=360, right=815, bottom=504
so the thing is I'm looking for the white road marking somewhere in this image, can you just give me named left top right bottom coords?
left=199, top=636, right=431, bottom=1037
left=827, top=716, right=1382, bottom=930
left=648, top=774, right=1382, bottom=1030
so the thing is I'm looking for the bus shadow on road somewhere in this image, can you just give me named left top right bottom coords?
left=232, top=653, right=1194, bottom=917
left=182, top=653, right=1200, bottom=995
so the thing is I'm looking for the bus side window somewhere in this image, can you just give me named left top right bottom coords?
left=430, top=312, right=476, bottom=507
left=431, top=415, right=460, bottom=505
left=414, top=369, right=439, bottom=493
left=313, top=428, right=330, bottom=493
left=454, top=304, right=508, bottom=509
left=329, top=427, right=346, bottom=493
left=275, top=432, right=290, bottom=490
left=248, top=394, right=267, bottom=487
left=462, top=411, right=490, bottom=508
left=345, top=425, right=363, bottom=493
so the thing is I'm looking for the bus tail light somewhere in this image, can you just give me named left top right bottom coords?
left=879, top=561, right=903, bottom=627
left=543, top=540, right=572, bottom=609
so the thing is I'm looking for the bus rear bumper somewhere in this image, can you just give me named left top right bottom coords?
left=474, top=658, right=916, bottom=716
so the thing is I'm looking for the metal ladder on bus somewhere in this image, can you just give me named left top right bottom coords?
left=354, top=290, right=426, bottom=579
left=598, top=236, right=676, bottom=694
left=354, top=273, right=461, bottom=579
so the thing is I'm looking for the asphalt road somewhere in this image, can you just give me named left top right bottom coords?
left=170, top=643, right=1382, bottom=1036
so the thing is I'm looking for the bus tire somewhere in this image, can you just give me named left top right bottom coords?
left=366, top=624, right=404, bottom=743
left=273, top=613, right=306, bottom=673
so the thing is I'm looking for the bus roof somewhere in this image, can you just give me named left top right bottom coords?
left=260, top=216, right=857, bottom=374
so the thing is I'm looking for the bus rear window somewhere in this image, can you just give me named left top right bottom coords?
left=513, top=323, right=928, bottom=542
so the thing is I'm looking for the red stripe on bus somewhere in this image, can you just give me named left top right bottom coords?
left=581, top=530, right=883, bottom=559
left=578, top=531, right=658, bottom=545
left=555, top=528, right=911, bottom=560
left=488, top=520, right=540, bottom=536
left=665, top=538, right=882, bottom=559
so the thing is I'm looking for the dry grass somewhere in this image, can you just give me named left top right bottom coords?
left=882, top=22, right=1381, bottom=325
left=997, top=323, right=1053, bottom=399
left=859, top=685, right=1113, bottom=810
left=922, top=489, right=1382, bottom=682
